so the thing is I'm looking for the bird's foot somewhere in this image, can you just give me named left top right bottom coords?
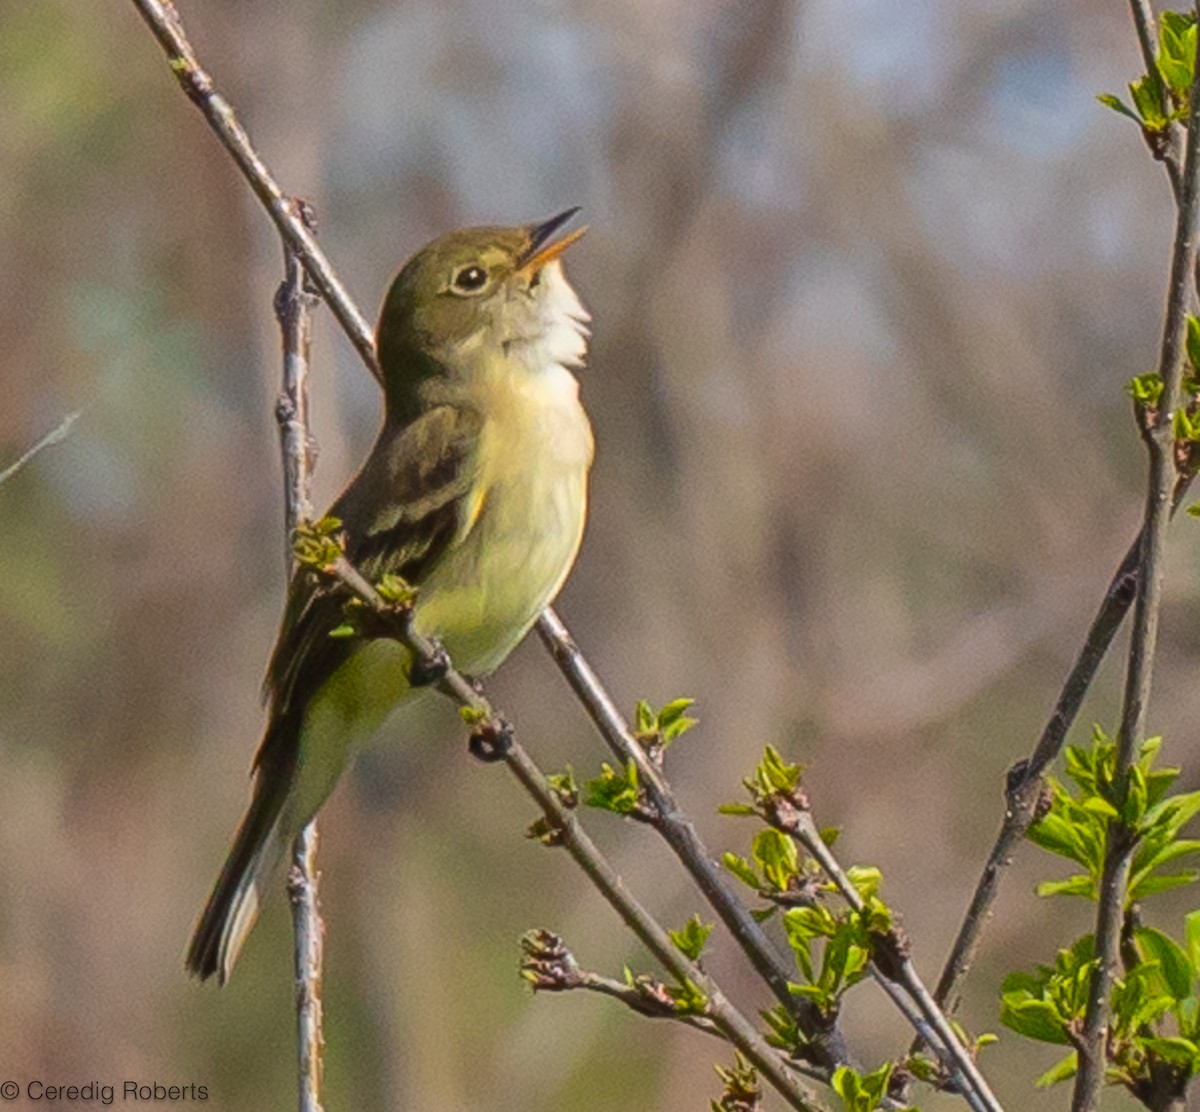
left=469, top=718, right=514, bottom=762
left=409, top=640, right=451, bottom=687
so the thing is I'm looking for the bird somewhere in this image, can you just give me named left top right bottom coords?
left=186, top=209, right=594, bottom=983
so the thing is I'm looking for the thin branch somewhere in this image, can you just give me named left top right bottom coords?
left=0, top=410, right=80, bottom=487
left=129, top=0, right=381, bottom=382
left=520, top=928, right=725, bottom=1037
left=275, top=222, right=325, bottom=1112
left=1072, top=15, right=1200, bottom=1108
left=766, top=802, right=1003, bottom=1112
left=536, top=609, right=849, bottom=1072
left=1130, top=0, right=1185, bottom=199
left=930, top=530, right=1141, bottom=1021
left=931, top=7, right=1200, bottom=1019
left=312, top=558, right=826, bottom=1111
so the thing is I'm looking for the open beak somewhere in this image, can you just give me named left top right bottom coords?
left=520, top=207, right=588, bottom=277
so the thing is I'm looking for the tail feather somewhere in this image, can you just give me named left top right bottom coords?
left=186, top=763, right=291, bottom=985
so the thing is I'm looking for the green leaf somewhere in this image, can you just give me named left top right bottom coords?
left=634, top=699, right=655, bottom=735
left=1035, top=1052, right=1077, bottom=1087
left=1136, top=927, right=1195, bottom=1001
left=1130, top=74, right=1169, bottom=128
left=721, top=852, right=761, bottom=889
left=1036, top=875, right=1094, bottom=899
left=1158, top=12, right=1198, bottom=95
left=1097, top=92, right=1140, bottom=121
left=1139, top=1035, right=1200, bottom=1068
left=327, top=622, right=357, bottom=640
left=670, top=977, right=709, bottom=1016
left=1186, top=910, right=1200, bottom=975
left=716, top=802, right=757, bottom=817
left=668, top=915, right=714, bottom=962
left=845, top=865, right=882, bottom=901
left=1127, top=371, right=1165, bottom=406
left=584, top=760, right=643, bottom=815
left=1000, top=997, right=1071, bottom=1045
left=1131, top=870, right=1200, bottom=899
left=752, top=828, right=799, bottom=891
left=1188, top=316, right=1200, bottom=371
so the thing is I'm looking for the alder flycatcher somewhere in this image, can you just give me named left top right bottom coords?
left=186, top=209, right=593, bottom=983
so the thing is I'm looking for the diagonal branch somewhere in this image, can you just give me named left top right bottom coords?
left=129, top=0, right=381, bottom=382
left=313, top=558, right=826, bottom=1112
left=0, top=410, right=80, bottom=488
left=536, top=609, right=850, bottom=1071
left=1071, top=13, right=1200, bottom=1107
left=780, top=810, right=1002, bottom=1112
left=275, top=216, right=325, bottom=1112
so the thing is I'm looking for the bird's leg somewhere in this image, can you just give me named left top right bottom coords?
left=407, top=639, right=451, bottom=687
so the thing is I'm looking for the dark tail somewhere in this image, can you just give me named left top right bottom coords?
left=186, top=755, right=292, bottom=984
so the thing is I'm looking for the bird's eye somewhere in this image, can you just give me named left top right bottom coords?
left=451, top=265, right=488, bottom=294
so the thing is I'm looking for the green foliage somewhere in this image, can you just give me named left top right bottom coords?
left=633, top=697, right=698, bottom=749
left=783, top=904, right=873, bottom=1018
left=669, top=914, right=714, bottom=962
left=1160, top=11, right=1199, bottom=101
left=831, top=1063, right=909, bottom=1112
left=1188, top=315, right=1200, bottom=371
left=375, top=572, right=416, bottom=606
left=292, top=514, right=343, bottom=570
left=545, top=767, right=579, bottom=807
left=1175, top=406, right=1200, bottom=442
left=1027, top=728, right=1200, bottom=903
left=710, top=1053, right=761, bottom=1112
left=1000, top=935, right=1095, bottom=1049
left=584, top=760, right=644, bottom=816
left=1126, top=372, right=1165, bottom=406
left=759, top=1002, right=809, bottom=1057
left=1099, top=11, right=1197, bottom=129
left=1008, top=726, right=1200, bottom=1101
left=669, top=976, right=710, bottom=1017
left=1003, top=919, right=1200, bottom=1092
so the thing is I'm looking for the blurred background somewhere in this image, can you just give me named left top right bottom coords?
left=2, top=0, right=1198, bottom=1108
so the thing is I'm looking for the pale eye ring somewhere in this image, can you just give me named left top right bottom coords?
left=451, top=265, right=488, bottom=294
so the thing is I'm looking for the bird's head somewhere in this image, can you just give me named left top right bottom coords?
left=377, top=209, right=590, bottom=418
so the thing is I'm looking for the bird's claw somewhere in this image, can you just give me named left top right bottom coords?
left=469, top=718, right=514, bottom=762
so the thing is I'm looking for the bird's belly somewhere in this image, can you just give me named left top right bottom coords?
left=412, top=460, right=588, bottom=676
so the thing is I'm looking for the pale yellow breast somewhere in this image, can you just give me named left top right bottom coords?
left=413, top=362, right=593, bottom=675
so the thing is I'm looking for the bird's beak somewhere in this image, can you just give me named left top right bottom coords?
left=520, top=207, right=588, bottom=277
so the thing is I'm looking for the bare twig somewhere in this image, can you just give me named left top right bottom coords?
left=536, top=609, right=850, bottom=1072
left=275, top=220, right=325, bottom=1112
left=0, top=410, right=80, bottom=487
left=312, top=560, right=825, bottom=1112
left=129, top=0, right=380, bottom=382
left=1071, top=14, right=1200, bottom=1108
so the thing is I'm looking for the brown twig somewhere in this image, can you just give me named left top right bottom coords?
left=275, top=218, right=325, bottom=1112
left=129, top=0, right=381, bottom=382
left=0, top=411, right=80, bottom=487
left=1072, top=11, right=1200, bottom=1108
left=535, top=609, right=850, bottom=1072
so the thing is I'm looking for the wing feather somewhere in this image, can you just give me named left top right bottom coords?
left=256, top=404, right=483, bottom=763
